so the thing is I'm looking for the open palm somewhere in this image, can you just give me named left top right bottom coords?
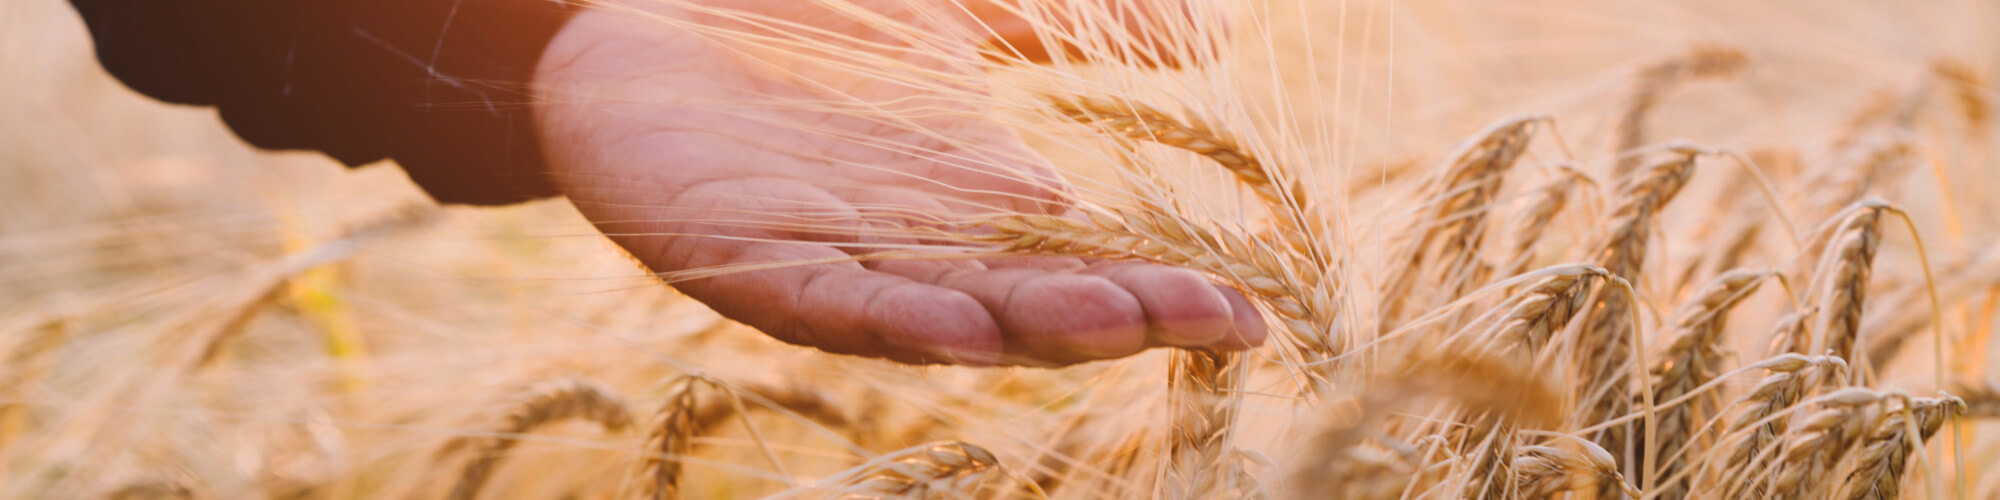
left=533, top=0, right=1261, bottom=366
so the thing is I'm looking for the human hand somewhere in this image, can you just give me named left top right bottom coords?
left=532, top=0, right=1263, bottom=366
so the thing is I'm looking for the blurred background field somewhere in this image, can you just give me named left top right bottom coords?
left=3, top=0, right=1998, bottom=498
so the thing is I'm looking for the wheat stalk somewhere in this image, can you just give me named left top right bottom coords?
left=1813, top=204, right=1886, bottom=384
left=1644, top=269, right=1773, bottom=500
left=1377, top=116, right=1540, bottom=330
left=1834, top=394, right=1967, bottom=500
left=1498, top=170, right=1588, bottom=280
left=445, top=379, right=635, bottom=500
left=1164, top=349, right=1242, bottom=499
left=1577, top=145, right=1702, bottom=456
left=1046, top=94, right=1328, bottom=270
left=1612, top=45, right=1748, bottom=177
left=1512, top=441, right=1640, bottom=498
left=1757, top=387, right=1883, bottom=500
left=807, top=441, right=1007, bottom=498
left=1290, top=346, right=1561, bottom=499
left=1475, top=266, right=1605, bottom=359
left=1702, top=354, right=1847, bottom=496
left=645, top=378, right=708, bottom=500
left=642, top=376, right=849, bottom=499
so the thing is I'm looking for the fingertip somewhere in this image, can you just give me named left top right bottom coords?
left=1214, top=284, right=1269, bottom=350
left=1084, top=264, right=1234, bottom=347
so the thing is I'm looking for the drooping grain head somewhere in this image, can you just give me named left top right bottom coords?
left=1645, top=269, right=1772, bottom=500
left=646, top=378, right=708, bottom=500
left=832, top=441, right=1006, bottom=498
left=1614, top=46, right=1747, bottom=177
left=1512, top=442, right=1639, bottom=499
left=1377, top=116, right=1540, bottom=331
left=445, top=379, right=635, bottom=500
left=1758, top=388, right=1883, bottom=500
left=1164, top=349, right=1244, bottom=499
left=1813, top=205, right=1885, bottom=384
left=1577, top=146, right=1702, bottom=457
left=1706, top=354, right=1849, bottom=496
left=1834, top=394, right=1967, bottom=500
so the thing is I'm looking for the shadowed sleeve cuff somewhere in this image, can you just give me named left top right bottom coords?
left=72, top=0, right=579, bottom=205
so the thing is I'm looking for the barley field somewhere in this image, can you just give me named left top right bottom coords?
left=3, top=0, right=1998, bottom=498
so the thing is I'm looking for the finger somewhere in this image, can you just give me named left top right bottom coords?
left=1078, top=263, right=1235, bottom=347
left=679, top=242, right=1005, bottom=365
left=929, top=268, right=1149, bottom=366
left=1211, top=284, right=1269, bottom=350
left=609, top=179, right=1007, bottom=364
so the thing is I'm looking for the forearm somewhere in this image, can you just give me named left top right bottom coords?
left=70, top=0, right=577, bottom=205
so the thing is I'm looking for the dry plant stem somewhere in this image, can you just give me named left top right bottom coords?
left=1814, top=206, right=1885, bottom=385
left=447, top=379, right=635, bottom=500
left=1164, top=350, right=1241, bottom=499
left=1612, top=46, right=1748, bottom=177
left=1834, top=395, right=1967, bottom=500
left=1644, top=269, right=1771, bottom=500
left=1578, top=147, right=1701, bottom=456
left=1377, top=117, right=1539, bottom=332
left=1047, top=95, right=1327, bottom=270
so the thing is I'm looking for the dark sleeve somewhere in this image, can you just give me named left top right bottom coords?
left=69, top=0, right=577, bottom=205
